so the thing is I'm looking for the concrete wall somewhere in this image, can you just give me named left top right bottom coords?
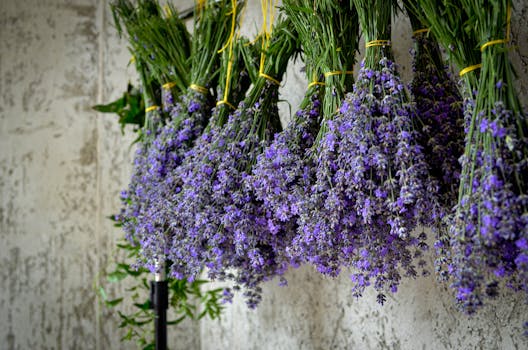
left=1, top=0, right=527, bottom=349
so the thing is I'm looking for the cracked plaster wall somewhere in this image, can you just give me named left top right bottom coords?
left=0, top=0, right=527, bottom=349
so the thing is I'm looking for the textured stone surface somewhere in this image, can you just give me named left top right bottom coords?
left=0, top=0, right=527, bottom=349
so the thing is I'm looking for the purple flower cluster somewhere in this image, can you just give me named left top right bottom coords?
left=118, top=89, right=210, bottom=272
left=410, top=36, right=464, bottom=213
left=409, top=34, right=465, bottom=280
left=248, top=93, right=323, bottom=276
left=166, top=82, right=287, bottom=308
left=251, top=94, right=321, bottom=226
left=450, top=100, right=528, bottom=314
left=297, top=58, right=437, bottom=301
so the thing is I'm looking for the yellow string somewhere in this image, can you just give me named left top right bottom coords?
left=324, top=70, right=354, bottom=78
left=365, top=40, right=391, bottom=48
left=162, top=82, right=177, bottom=90
left=258, top=0, right=280, bottom=85
left=216, top=0, right=238, bottom=110
left=412, top=28, right=430, bottom=36
left=481, top=39, right=508, bottom=51
left=459, top=63, right=482, bottom=77
left=163, top=4, right=172, bottom=18
left=145, top=105, right=159, bottom=112
left=259, top=72, right=281, bottom=85
left=308, top=81, right=325, bottom=88
left=480, top=4, right=511, bottom=52
left=218, top=0, right=237, bottom=54
left=190, top=84, right=209, bottom=94
left=196, top=0, right=206, bottom=12
left=216, top=100, right=236, bottom=109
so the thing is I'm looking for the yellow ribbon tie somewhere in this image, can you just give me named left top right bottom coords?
left=365, top=40, right=391, bottom=48
left=480, top=4, right=511, bottom=52
left=308, top=81, right=325, bottom=88
left=324, top=70, right=354, bottom=78
left=218, top=0, right=237, bottom=54
left=258, top=0, right=280, bottom=86
left=412, top=28, right=430, bottom=37
left=481, top=39, right=508, bottom=51
left=196, top=0, right=206, bottom=12
left=145, top=105, right=160, bottom=113
left=259, top=72, right=281, bottom=85
left=162, top=82, right=177, bottom=90
left=216, top=100, right=236, bottom=110
left=190, top=84, right=209, bottom=95
left=164, top=4, right=172, bottom=18
left=459, top=64, right=482, bottom=77
left=217, top=0, right=240, bottom=110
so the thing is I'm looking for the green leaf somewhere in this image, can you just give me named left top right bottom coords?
left=98, top=286, right=108, bottom=301
left=134, top=300, right=152, bottom=311
left=105, top=297, right=124, bottom=307
left=167, top=315, right=186, bottom=325
left=107, top=270, right=128, bottom=283
left=93, top=83, right=146, bottom=134
left=92, top=96, right=126, bottom=113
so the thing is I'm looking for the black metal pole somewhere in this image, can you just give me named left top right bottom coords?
left=151, top=268, right=168, bottom=350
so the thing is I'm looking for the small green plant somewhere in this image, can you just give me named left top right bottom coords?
left=93, top=83, right=146, bottom=135
left=98, top=235, right=224, bottom=350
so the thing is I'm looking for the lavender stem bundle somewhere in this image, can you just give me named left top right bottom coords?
left=403, top=1, right=465, bottom=281
left=116, top=0, right=240, bottom=273
left=449, top=0, right=528, bottom=314
left=312, top=0, right=437, bottom=304
left=271, top=0, right=360, bottom=277
left=247, top=0, right=359, bottom=285
left=168, top=15, right=299, bottom=308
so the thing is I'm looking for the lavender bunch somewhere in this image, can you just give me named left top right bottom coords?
left=242, top=1, right=360, bottom=291
left=116, top=0, right=240, bottom=272
left=405, top=3, right=464, bottom=215
left=448, top=0, right=528, bottom=314
left=304, top=0, right=437, bottom=303
left=167, top=17, right=299, bottom=307
left=403, top=1, right=466, bottom=280
left=110, top=0, right=185, bottom=269
left=248, top=0, right=358, bottom=275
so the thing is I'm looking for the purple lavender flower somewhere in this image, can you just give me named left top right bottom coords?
left=450, top=100, right=528, bottom=314
left=300, top=57, right=435, bottom=299
left=118, top=88, right=210, bottom=273
left=409, top=33, right=465, bottom=281
left=166, top=81, right=290, bottom=308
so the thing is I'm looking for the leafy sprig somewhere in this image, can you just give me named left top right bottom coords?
left=98, top=239, right=224, bottom=350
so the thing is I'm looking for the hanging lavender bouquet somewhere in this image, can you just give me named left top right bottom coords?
left=404, top=2, right=464, bottom=216
left=411, top=0, right=487, bottom=311
left=403, top=1, right=465, bottom=280
left=306, top=0, right=438, bottom=303
left=168, top=16, right=299, bottom=307
left=115, top=0, right=240, bottom=273
left=448, top=0, right=528, bottom=314
left=415, top=0, right=528, bottom=314
left=268, top=0, right=359, bottom=275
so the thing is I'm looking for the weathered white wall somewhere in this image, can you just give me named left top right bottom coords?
left=1, top=0, right=528, bottom=349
